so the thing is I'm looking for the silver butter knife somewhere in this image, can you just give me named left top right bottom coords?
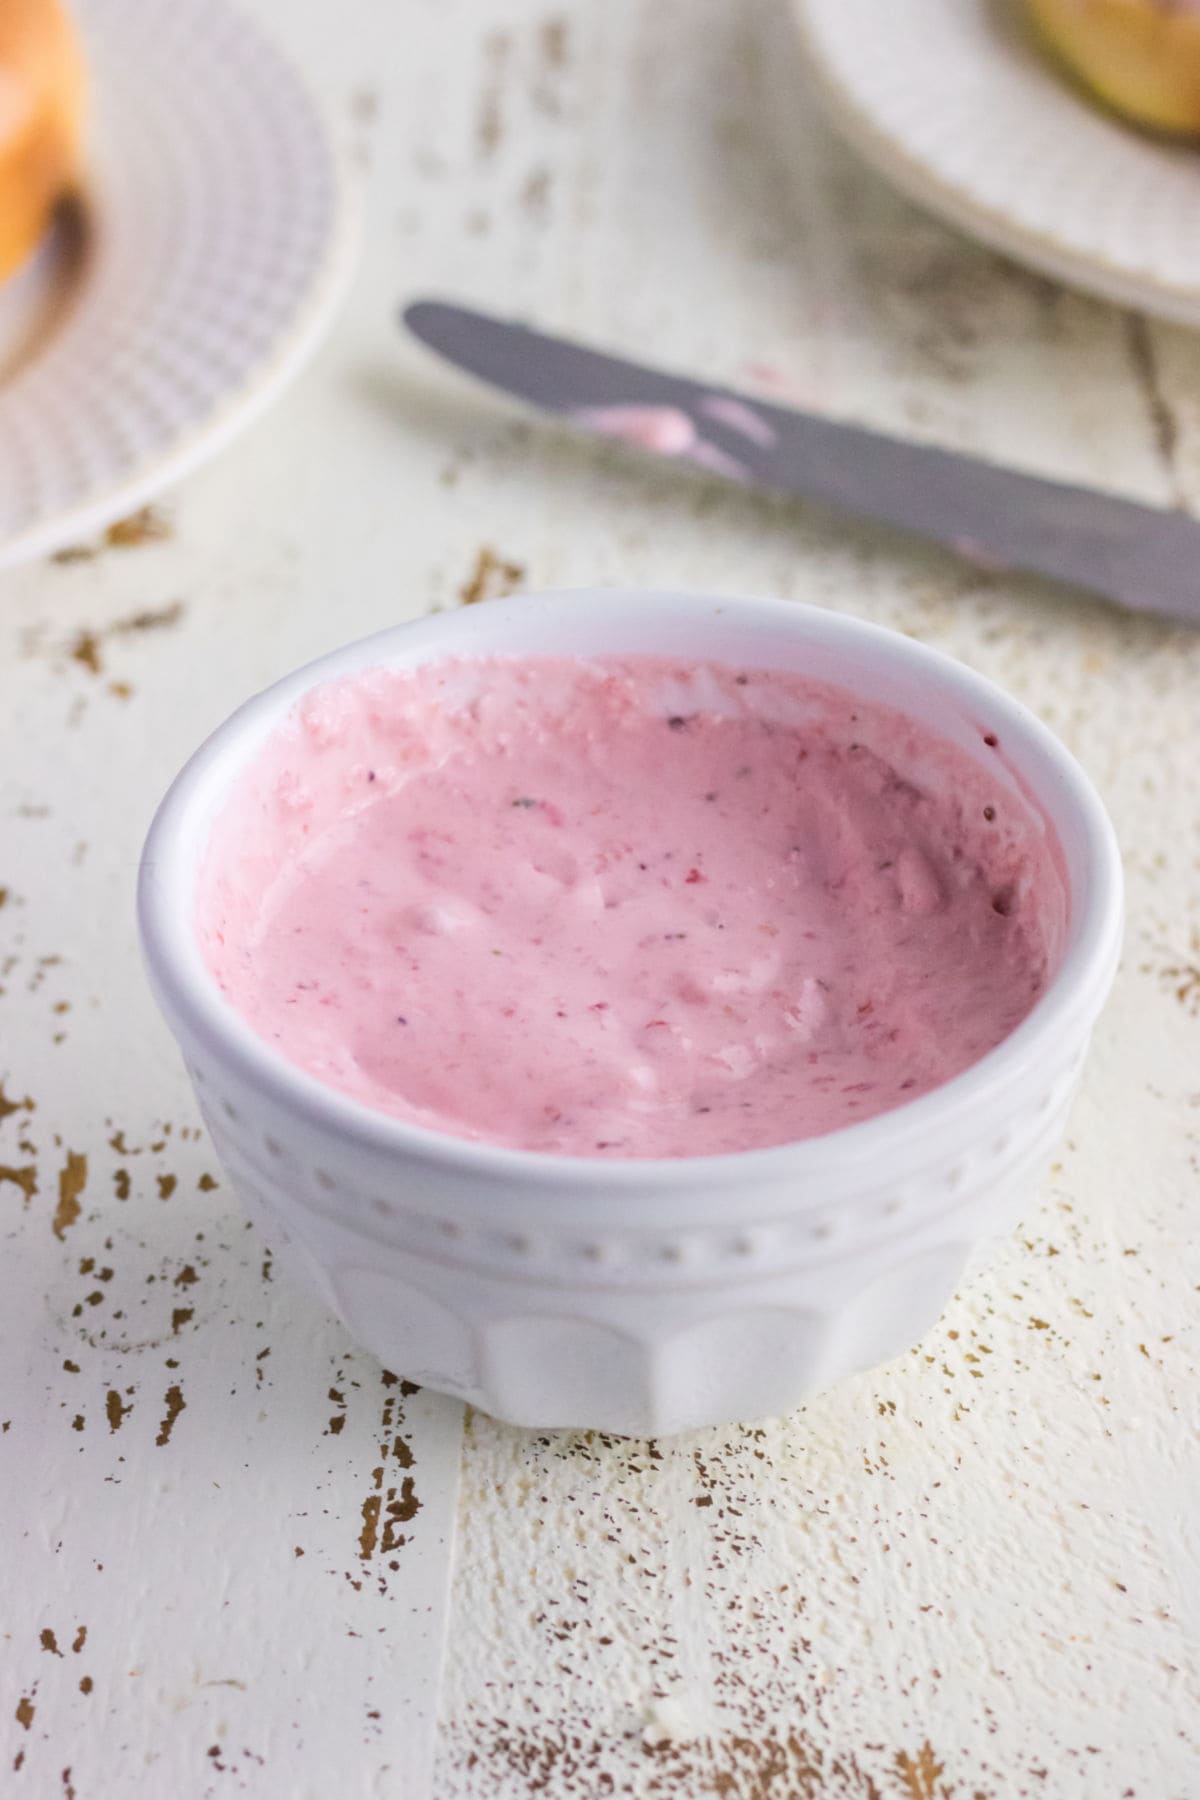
left=404, top=298, right=1200, bottom=625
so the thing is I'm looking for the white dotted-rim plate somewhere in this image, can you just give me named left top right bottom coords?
left=0, top=0, right=357, bottom=570
left=792, top=0, right=1200, bottom=325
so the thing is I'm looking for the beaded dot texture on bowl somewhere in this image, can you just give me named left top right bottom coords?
left=188, top=1039, right=1089, bottom=1289
left=0, top=0, right=353, bottom=567
left=188, top=1036, right=1090, bottom=1434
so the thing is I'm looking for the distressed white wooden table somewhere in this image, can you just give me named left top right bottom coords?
left=3, top=2, right=1198, bottom=1795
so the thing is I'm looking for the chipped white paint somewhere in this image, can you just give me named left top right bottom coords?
left=2, top=0, right=1199, bottom=1796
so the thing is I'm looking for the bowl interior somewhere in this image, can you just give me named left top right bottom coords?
left=140, top=590, right=1122, bottom=1182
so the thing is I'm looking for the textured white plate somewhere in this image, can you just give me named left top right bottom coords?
left=792, top=0, right=1200, bottom=325
left=0, top=0, right=356, bottom=569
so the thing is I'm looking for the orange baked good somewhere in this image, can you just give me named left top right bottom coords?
left=1027, top=0, right=1200, bottom=136
left=0, top=0, right=86, bottom=282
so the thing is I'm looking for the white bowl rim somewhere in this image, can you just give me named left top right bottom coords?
left=138, top=588, right=1124, bottom=1197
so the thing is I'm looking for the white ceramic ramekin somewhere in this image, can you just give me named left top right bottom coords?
left=138, top=591, right=1123, bottom=1435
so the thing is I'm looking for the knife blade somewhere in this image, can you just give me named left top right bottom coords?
left=404, top=297, right=1200, bottom=625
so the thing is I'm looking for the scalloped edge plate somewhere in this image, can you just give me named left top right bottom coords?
left=0, top=0, right=359, bottom=571
left=791, top=0, right=1200, bottom=327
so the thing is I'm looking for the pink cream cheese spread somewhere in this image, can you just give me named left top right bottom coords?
left=198, top=656, right=1065, bottom=1158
